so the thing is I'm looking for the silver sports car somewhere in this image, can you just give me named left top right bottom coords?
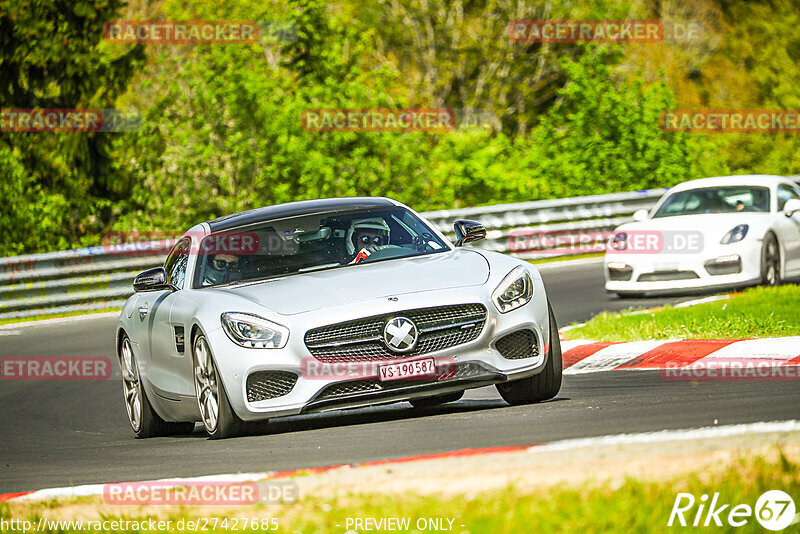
left=117, top=198, right=562, bottom=438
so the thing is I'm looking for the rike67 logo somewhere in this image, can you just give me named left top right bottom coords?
left=668, top=490, right=796, bottom=530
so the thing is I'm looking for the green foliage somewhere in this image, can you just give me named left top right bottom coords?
left=0, top=0, right=144, bottom=253
left=532, top=47, right=726, bottom=198
left=2, top=0, right=799, bottom=255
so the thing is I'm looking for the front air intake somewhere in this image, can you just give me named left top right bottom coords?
left=246, top=371, right=298, bottom=402
left=495, top=330, right=539, bottom=360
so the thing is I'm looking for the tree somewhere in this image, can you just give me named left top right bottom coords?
left=0, top=0, right=144, bottom=253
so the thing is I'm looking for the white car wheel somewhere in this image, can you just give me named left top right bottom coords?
left=761, top=233, right=781, bottom=287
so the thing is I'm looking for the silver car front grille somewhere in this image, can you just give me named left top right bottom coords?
left=304, top=304, right=487, bottom=363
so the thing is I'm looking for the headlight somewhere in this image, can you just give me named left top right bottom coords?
left=720, top=224, right=748, bottom=244
left=609, top=232, right=628, bottom=251
left=492, top=266, right=534, bottom=313
left=221, top=312, right=289, bottom=348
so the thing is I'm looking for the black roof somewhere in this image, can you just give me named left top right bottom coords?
left=207, top=197, right=397, bottom=232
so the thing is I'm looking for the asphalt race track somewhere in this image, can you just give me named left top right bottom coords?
left=2, top=259, right=798, bottom=493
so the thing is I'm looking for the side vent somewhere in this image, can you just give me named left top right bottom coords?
left=173, top=325, right=185, bottom=353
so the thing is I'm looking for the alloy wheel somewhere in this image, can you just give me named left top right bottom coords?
left=193, top=336, right=220, bottom=432
left=120, top=337, right=142, bottom=432
left=765, top=239, right=780, bottom=286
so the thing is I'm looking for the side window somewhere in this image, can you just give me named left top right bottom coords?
left=164, top=237, right=191, bottom=289
left=777, top=185, right=800, bottom=211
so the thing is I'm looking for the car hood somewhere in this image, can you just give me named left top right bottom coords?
left=212, top=249, right=490, bottom=315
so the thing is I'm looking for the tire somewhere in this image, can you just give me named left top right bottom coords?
left=119, top=335, right=194, bottom=438
left=409, top=390, right=464, bottom=408
left=192, top=333, right=245, bottom=439
left=495, top=303, right=563, bottom=405
left=761, top=233, right=781, bottom=287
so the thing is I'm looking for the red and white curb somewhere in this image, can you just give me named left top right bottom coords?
left=2, top=420, right=798, bottom=503
left=561, top=336, right=800, bottom=374
left=0, top=445, right=533, bottom=503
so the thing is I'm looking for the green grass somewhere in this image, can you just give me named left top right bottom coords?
left=565, top=285, right=800, bottom=342
left=2, top=451, right=798, bottom=533
left=0, top=308, right=121, bottom=326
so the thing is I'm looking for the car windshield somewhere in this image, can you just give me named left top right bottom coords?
left=193, top=207, right=449, bottom=288
left=652, top=186, right=771, bottom=218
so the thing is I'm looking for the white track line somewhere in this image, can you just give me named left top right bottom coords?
left=527, top=420, right=800, bottom=453
left=9, top=421, right=800, bottom=502
left=12, top=472, right=272, bottom=502
left=0, top=311, right=121, bottom=329
left=559, top=339, right=596, bottom=353
left=535, top=257, right=605, bottom=270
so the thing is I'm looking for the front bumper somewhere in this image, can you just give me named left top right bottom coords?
left=603, top=241, right=762, bottom=294
left=205, top=281, right=551, bottom=421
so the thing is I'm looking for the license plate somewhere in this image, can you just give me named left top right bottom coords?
left=378, top=358, right=436, bottom=381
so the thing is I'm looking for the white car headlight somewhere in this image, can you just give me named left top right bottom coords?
left=720, top=224, right=748, bottom=244
left=609, top=231, right=628, bottom=251
left=221, top=312, right=289, bottom=348
left=492, top=266, right=534, bottom=313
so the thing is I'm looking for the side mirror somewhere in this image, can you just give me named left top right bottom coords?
left=453, top=219, right=486, bottom=247
left=632, top=209, right=649, bottom=222
left=784, top=198, right=800, bottom=217
left=133, top=267, right=174, bottom=292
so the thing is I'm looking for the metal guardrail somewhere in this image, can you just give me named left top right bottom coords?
left=2, top=179, right=797, bottom=320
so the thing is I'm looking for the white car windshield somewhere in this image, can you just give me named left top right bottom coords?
left=194, top=207, right=448, bottom=287
left=652, top=186, right=770, bottom=218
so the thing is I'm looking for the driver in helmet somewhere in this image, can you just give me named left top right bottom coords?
left=202, top=253, right=241, bottom=286
left=346, top=218, right=390, bottom=264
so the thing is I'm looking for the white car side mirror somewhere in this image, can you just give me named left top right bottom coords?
left=784, top=198, right=800, bottom=217
left=632, top=209, right=649, bottom=222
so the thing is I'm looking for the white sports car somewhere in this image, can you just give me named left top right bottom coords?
left=605, top=175, right=800, bottom=297
left=117, top=198, right=562, bottom=439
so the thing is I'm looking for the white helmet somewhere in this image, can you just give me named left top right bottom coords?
left=346, top=218, right=391, bottom=255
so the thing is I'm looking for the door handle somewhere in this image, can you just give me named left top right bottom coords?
left=138, top=305, right=149, bottom=319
